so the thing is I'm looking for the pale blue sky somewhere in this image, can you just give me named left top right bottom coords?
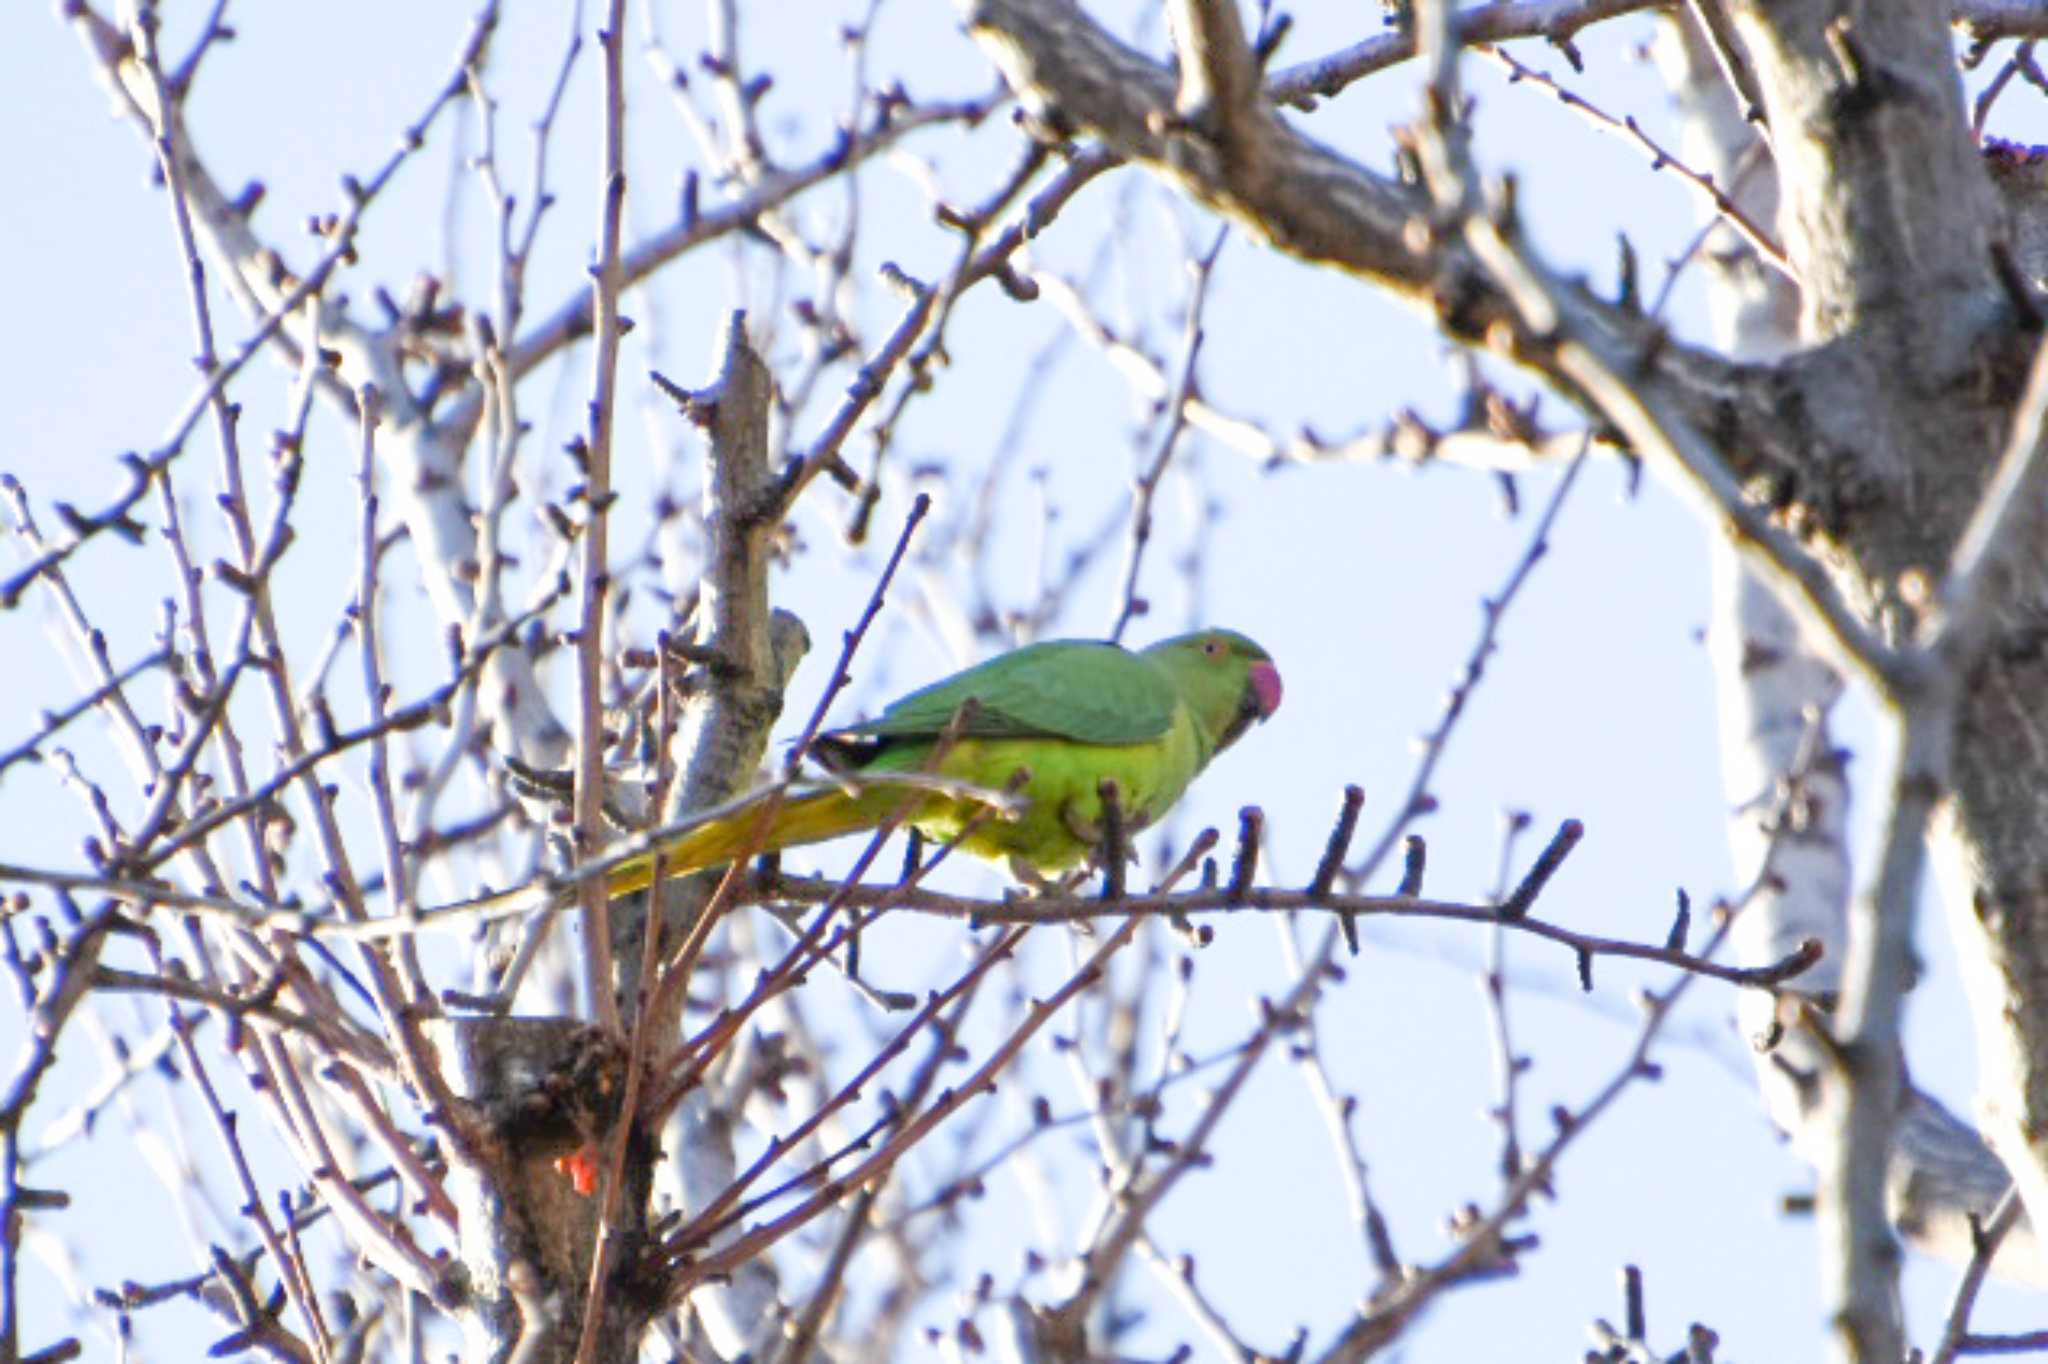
left=2, top=3, right=2040, bottom=1359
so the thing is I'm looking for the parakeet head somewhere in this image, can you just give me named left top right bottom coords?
left=1142, top=630, right=1282, bottom=759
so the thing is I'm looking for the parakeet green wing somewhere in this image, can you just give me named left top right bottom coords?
left=509, top=629, right=1279, bottom=900
left=836, top=640, right=1180, bottom=745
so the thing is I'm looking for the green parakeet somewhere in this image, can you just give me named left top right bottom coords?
left=600, top=628, right=1281, bottom=895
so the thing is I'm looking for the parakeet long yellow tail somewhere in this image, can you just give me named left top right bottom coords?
left=599, top=785, right=900, bottom=900
left=428, top=628, right=1279, bottom=930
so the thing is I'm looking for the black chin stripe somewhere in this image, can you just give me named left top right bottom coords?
left=1217, top=693, right=1261, bottom=752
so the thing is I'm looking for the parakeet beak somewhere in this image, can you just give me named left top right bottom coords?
left=1249, top=661, right=1283, bottom=720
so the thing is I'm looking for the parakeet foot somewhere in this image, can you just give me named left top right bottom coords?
left=1059, top=797, right=1141, bottom=865
left=1006, top=858, right=1062, bottom=894
left=1004, top=858, right=1094, bottom=895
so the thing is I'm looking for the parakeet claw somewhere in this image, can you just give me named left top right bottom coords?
left=1003, top=859, right=1095, bottom=901
left=1059, top=799, right=1140, bottom=868
left=1007, top=858, right=1062, bottom=894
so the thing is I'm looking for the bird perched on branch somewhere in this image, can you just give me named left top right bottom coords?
left=598, top=628, right=1282, bottom=894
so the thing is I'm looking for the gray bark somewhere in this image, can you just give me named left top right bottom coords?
left=429, top=1018, right=644, bottom=1364
left=1663, top=8, right=2043, bottom=1290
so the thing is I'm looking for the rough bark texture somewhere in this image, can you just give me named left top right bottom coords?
left=619, top=315, right=809, bottom=1029
left=1667, top=0, right=2044, bottom=1298
left=629, top=317, right=808, bottom=1356
left=429, top=1018, right=651, bottom=1363
left=413, top=323, right=806, bottom=1363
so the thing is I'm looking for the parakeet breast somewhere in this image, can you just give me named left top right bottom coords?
left=902, top=710, right=1206, bottom=871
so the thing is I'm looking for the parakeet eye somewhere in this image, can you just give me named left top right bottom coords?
left=1203, top=640, right=1223, bottom=658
